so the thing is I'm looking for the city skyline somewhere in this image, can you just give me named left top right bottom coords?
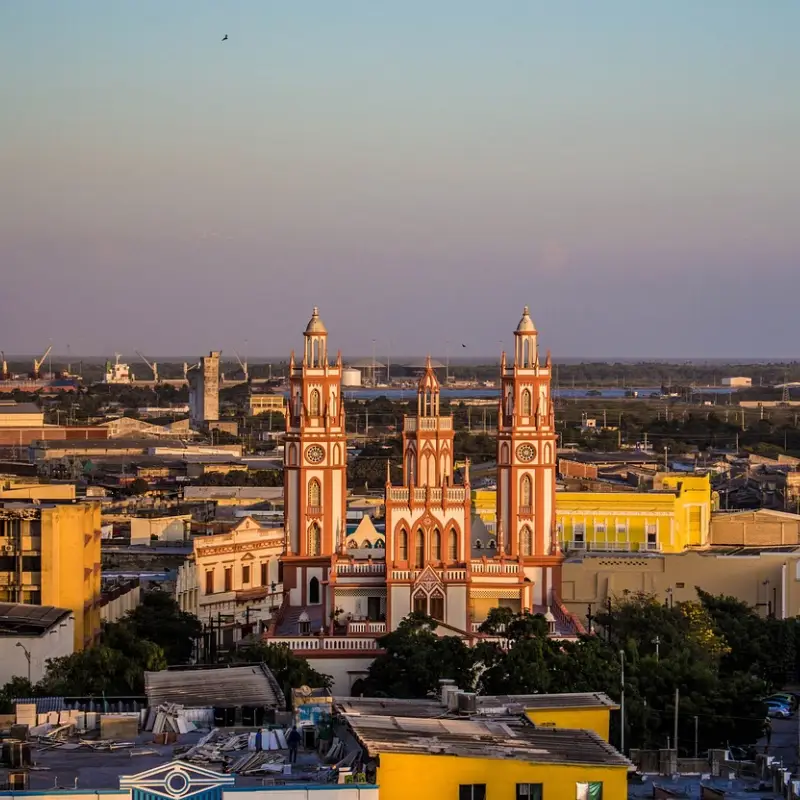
left=2, top=1, right=799, bottom=358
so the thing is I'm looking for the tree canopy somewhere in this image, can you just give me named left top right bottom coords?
left=360, top=593, right=783, bottom=754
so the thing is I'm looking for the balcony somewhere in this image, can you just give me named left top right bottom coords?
left=267, top=636, right=381, bottom=652
left=347, top=620, right=386, bottom=635
left=306, top=506, right=322, bottom=516
left=335, top=562, right=386, bottom=576
left=404, top=417, right=453, bottom=433
left=469, top=561, right=521, bottom=575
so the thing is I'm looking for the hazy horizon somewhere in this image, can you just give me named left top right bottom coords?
left=2, top=2, right=798, bottom=359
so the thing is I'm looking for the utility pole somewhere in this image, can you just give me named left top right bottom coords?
left=620, top=650, right=626, bottom=754
left=652, top=635, right=660, bottom=661
left=674, top=688, right=680, bottom=755
left=694, top=715, right=699, bottom=758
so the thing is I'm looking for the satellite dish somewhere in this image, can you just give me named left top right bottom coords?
left=299, top=685, right=312, bottom=697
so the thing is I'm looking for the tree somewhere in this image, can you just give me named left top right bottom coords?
left=0, top=677, right=37, bottom=713
left=122, top=591, right=203, bottom=665
left=129, top=477, right=149, bottom=495
left=229, top=641, right=332, bottom=704
left=363, top=613, right=475, bottom=698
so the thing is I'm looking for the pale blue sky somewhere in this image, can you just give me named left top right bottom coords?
left=1, top=1, right=798, bottom=359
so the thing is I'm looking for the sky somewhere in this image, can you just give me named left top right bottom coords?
left=1, top=1, right=799, bottom=361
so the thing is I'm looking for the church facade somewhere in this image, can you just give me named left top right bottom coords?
left=276, top=306, right=566, bottom=641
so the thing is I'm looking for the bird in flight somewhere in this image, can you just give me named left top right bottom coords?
left=461, top=343, right=467, bottom=348
left=222, top=34, right=228, bottom=41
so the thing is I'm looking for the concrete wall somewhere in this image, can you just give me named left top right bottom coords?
left=710, top=510, right=800, bottom=546
left=130, top=515, right=190, bottom=546
left=0, top=614, right=74, bottom=684
left=0, top=483, right=76, bottom=500
left=305, top=655, right=374, bottom=695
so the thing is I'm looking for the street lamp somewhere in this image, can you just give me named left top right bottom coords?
left=15, top=642, right=31, bottom=683
left=619, top=650, right=626, bottom=754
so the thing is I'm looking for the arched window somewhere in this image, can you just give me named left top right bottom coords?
left=432, top=529, right=442, bottom=560
left=362, top=540, right=372, bottom=549
left=521, top=389, right=532, bottom=416
left=520, top=474, right=532, bottom=508
left=406, top=453, right=416, bottom=485
left=522, top=338, right=530, bottom=367
left=399, top=529, right=408, bottom=561
left=500, top=443, right=510, bottom=464
left=289, top=445, right=298, bottom=466
left=448, top=529, right=458, bottom=561
left=488, top=539, right=497, bottom=549
left=347, top=538, right=358, bottom=549
left=475, top=539, right=483, bottom=550
left=413, top=591, right=427, bottom=615
left=309, top=389, right=321, bottom=416
left=415, top=530, right=425, bottom=568
left=333, top=444, right=341, bottom=465
left=308, top=479, right=321, bottom=507
left=308, top=523, right=321, bottom=556
left=521, top=526, right=533, bottom=556
left=309, top=576, right=320, bottom=604
left=430, top=590, right=444, bottom=621
left=375, top=539, right=385, bottom=549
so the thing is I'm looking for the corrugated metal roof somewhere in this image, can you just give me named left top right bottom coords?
left=0, top=604, right=73, bottom=635
left=12, top=696, right=65, bottom=713
left=144, top=664, right=285, bottom=710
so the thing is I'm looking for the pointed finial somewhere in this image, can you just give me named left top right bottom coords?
left=386, top=458, right=391, bottom=485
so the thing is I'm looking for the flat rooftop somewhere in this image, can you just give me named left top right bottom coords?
left=344, top=713, right=631, bottom=767
left=476, top=692, right=619, bottom=712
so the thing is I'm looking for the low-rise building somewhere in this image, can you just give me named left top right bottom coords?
left=249, top=393, right=287, bottom=416
left=130, top=513, right=191, bottom=546
left=176, top=516, right=284, bottom=644
left=0, top=603, right=74, bottom=685
left=0, top=501, right=101, bottom=650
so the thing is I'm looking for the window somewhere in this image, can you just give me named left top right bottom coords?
left=430, top=592, right=444, bottom=621
left=576, top=782, right=602, bottom=800
left=242, top=565, right=251, bottom=584
left=308, top=523, right=321, bottom=556
left=308, top=479, right=321, bottom=507
left=309, top=576, right=321, bottom=604
left=521, top=526, right=533, bottom=556
left=415, top=530, right=425, bottom=568
left=224, top=567, right=232, bottom=592
left=432, top=530, right=442, bottom=560
left=399, top=529, right=408, bottom=560
left=646, top=522, right=658, bottom=549
left=413, top=593, right=427, bottom=615
left=205, top=570, right=214, bottom=594
left=488, top=539, right=496, bottom=549
left=594, top=522, right=606, bottom=534
left=520, top=474, right=532, bottom=508
left=517, top=785, right=543, bottom=800
left=616, top=521, right=627, bottom=535
left=459, top=785, right=486, bottom=800
left=521, top=388, right=532, bottom=415
left=574, top=523, right=585, bottom=543
left=260, top=562, right=267, bottom=585
left=448, top=529, right=458, bottom=561
left=309, top=389, right=321, bottom=416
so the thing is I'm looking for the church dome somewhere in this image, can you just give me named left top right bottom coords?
left=516, top=306, right=537, bottom=333
left=304, top=307, right=327, bottom=335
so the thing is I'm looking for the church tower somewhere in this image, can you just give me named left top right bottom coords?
left=496, top=306, right=561, bottom=604
left=282, top=307, right=347, bottom=615
left=384, top=357, right=471, bottom=630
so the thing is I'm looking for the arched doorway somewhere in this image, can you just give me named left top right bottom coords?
left=309, top=576, right=320, bottom=605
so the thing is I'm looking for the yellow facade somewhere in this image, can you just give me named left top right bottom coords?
left=249, top=394, right=287, bottom=416
left=0, top=503, right=101, bottom=650
left=524, top=706, right=613, bottom=742
left=0, top=483, right=76, bottom=501
left=558, top=474, right=712, bottom=553
left=473, top=475, right=713, bottom=553
left=377, top=752, right=628, bottom=800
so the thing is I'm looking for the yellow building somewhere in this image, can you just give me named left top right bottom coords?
left=249, top=393, right=287, bottom=416
left=473, top=475, right=714, bottom=554
left=345, top=712, right=630, bottom=800
left=0, top=502, right=102, bottom=650
left=0, top=483, right=76, bottom=501
left=558, top=474, right=713, bottom=553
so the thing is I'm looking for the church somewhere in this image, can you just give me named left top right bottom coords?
left=275, top=306, right=569, bottom=640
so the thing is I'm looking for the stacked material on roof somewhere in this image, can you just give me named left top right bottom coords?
left=142, top=703, right=213, bottom=735
left=144, top=665, right=285, bottom=710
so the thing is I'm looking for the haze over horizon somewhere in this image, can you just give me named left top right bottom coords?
left=2, top=1, right=798, bottom=359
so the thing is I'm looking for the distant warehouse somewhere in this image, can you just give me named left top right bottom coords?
left=721, top=376, right=752, bottom=388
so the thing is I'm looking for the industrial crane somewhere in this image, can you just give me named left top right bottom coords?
left=234, top=350, right=249, bottom=382
left=33, top=345, right=52, bottom=379
left=135, top=350, right=159, bottom=383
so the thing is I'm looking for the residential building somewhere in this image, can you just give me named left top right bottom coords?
left=344, top=708, right=629, bottom=800
left=0, top=502, right=102, bottom=649
left=0, top=603, right=74, bottom=685
left=176, top=516, right=284, bottom=645
left=249, top=393, right=287, bottom=416
left=558, top=474, right=714, bottom=554
left=130, top=513, right=191, bottom=546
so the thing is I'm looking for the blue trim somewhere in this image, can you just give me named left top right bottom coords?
left=0, top=789, right=379, bottom=798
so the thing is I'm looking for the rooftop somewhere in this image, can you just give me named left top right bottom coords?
left=344, top=713, right=631, bottom=767
left=0, top=603, right=72, bottom=635
left=144, top=664, right=285, bottom=710
left=475, top=692, right=619, bottom=712
left=0, top=402, right=42, bottom=415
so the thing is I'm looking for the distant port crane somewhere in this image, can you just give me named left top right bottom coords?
left=135, top=350, right=159, bottom=383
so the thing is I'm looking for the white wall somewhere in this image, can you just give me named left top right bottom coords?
left=0, top=616, right=75, bottom=685
left=130, top=516, right=189, bottom=546
left=446, top=585, right=468, bottom=631
left=305, top=655, right=375, bottom=695
left=390, top=585, right=410, bottom=629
